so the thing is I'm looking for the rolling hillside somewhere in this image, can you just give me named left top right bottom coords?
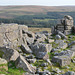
left=0, top=5, right=75, bottom=27
left=0, top=5, right=75, bottom=18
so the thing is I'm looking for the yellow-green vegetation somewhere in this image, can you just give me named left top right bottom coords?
left=47, top=62, right=75, bottom=74
left=50, top=42, right=59, bottom=48
left=33, top=60, right=47, bottom=71
left=0, top=51, right=4, bottom=58
left=0, top=61, right=24, bottom=75
left=48, top=52, right=54, bottom=60
left=67, top=33, right=75, bottom=43
left=29, top=27, right=51, bottom=33
left=68, top=62, right=75, bottom=71
left=72, top=56, right=75, bottom=59
left=0, top=64, right=7, bottom=66
left=33, top=19, right=55, bottom=22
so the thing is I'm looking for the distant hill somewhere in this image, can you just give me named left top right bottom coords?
left=0, top=5, right=75, bottom=18
left=0, top=5, right=75, bottom=27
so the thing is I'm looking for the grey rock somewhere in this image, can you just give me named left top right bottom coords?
left=51, top=48, right=61, bottom=52
left=24, top=72, right=39, bottom=75
left=55, top=35, right=61, bottom=39
left=72, top=26, right=75, bottom=33
left=35, top=33, right=47, bottom=44
left=63, top=71, right=75, bottom=75
left=64, top=15, right=73, bottom=25
left=35, top=33, right=47, bottom=39
left=68, top=41, right=75, bottom=47
left=52, top=55, right=71, bottom=67
left=0, top=58, right=7, bottom=65
left=51, top=15, right=73, bottom=35
left=57, top=30, right=67, bottom=39
left=47, top=39, right=54, bottom=43
left=23, top=31, right=35, bottom=45
left=26, top=54, right=35, bottom=59
left=27, top=59, right=36, bottom=63
left=20, top=44, right=32, bottom=54
left=31, top=43, right=52, bottom=59
left=55, top=40, right=68, bottom=49
left=56, top=68, right=61, bottom=73
left=0, top=47, right=19, bottom=61
left=0, top=23, right=28, bottom=50
left=54, top=50, right=75, bottom=58
left=15, top=55, right=36, bottom=73
left=32, top=43, right=52, bottom=53
left=41, top=63, right=48, bottom=67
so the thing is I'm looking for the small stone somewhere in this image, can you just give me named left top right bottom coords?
left=55, top=35, right=61, bottom=39
left=56, top=68, right=61, bottom=73
left=27, top=59, right=36, bottom=63
left=41, top=63, right=48, bottom=67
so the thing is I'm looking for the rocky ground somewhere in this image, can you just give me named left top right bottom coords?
left=0, top=23, right=75, bottom=75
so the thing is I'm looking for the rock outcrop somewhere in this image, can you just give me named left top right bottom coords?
left=51, top=15, right=74, bottom=35
left=0, top=15, right=75, bottom=75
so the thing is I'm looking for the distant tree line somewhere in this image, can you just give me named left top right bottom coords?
left=0, top=12, right=75, bottom=28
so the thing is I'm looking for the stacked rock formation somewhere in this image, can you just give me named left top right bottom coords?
left=51, top=15, right=74, bottom=35
left=0, top=23, right=52, bottom=74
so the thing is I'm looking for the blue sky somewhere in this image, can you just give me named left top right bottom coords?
left=0, top=0, right=75, bottom=6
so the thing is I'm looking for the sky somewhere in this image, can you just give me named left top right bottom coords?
left=0, top=0, right=75, bottom=6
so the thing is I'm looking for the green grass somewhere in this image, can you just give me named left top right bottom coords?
left=28, top=27, right=51, bottom=33
left=32, top=59, right=47, bottom=71
left=47, top=62, right=75, bottom=74
left=0, top=61, right=25, bottom=75
left=0, top=51, right=4, bottom=58
left=33, top=19, right=55, bottom=22
left=67, top=34, right=75, bottom=43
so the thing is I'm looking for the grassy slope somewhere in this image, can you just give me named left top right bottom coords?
left=28, top=27, right=51, bottom=33
left=0, top=5, right=75, bottom=18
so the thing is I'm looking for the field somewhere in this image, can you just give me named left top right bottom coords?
left=29, top=27, right=51, bottom=33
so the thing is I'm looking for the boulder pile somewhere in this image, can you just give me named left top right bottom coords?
left=0, top=15, right=75, bottom=75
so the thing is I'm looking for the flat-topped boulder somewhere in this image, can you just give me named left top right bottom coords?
left=52, top=55, right=71, bottom=67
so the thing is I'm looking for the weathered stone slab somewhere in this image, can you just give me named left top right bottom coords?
left=0, top=47, right=19, bottom=61
left=15, top=55, right=36, bottom=73
left=52, top=55, right=71, bottom=67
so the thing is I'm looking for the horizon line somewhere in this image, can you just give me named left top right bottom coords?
left=0, top=5, right=75, bottom=7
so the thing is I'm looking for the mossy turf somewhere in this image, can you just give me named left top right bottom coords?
left=0, top=61, right=25, bottom=75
